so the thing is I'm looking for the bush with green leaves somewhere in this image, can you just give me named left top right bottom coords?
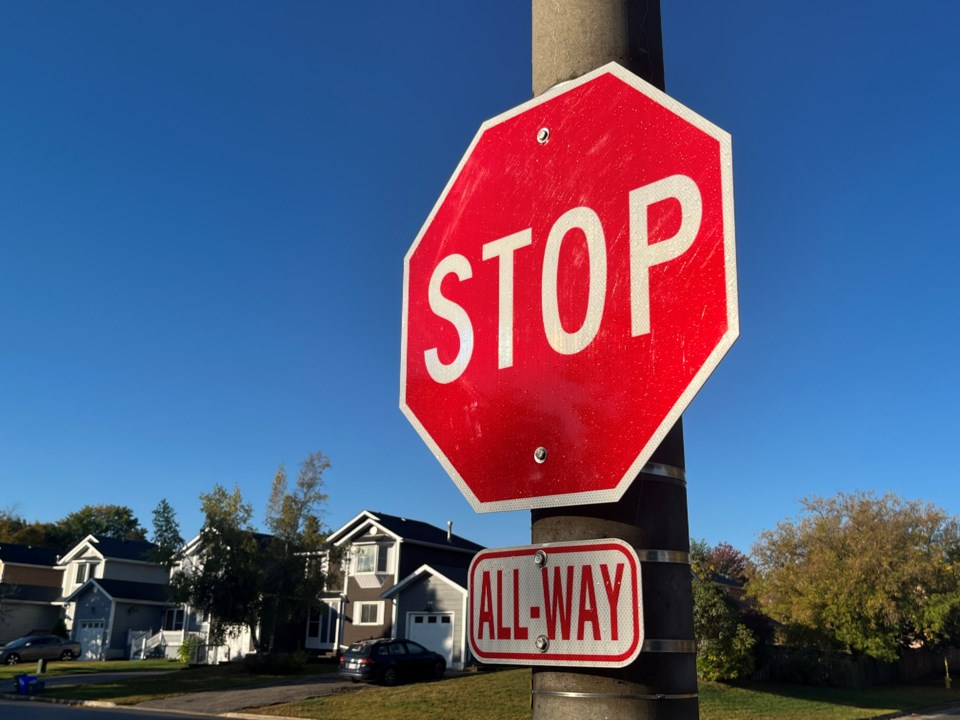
left=178, top=634, right=202, bottom=665
left=693, top=579, right=756, bottom=681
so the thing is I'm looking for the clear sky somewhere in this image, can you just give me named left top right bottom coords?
left=2, top=2, right=958, bottom=555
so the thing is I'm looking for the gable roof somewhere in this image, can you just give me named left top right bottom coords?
left=65, top=578, right=170, bottom=605
left=176, top=530, right=290, bottom=561
left=381, top=563, right=469, bottom=599
left=58, top=535, right=160, bottom=566
left=328, top=510, right=484, bottom=554
left=0, top=543, right=60, bottom=567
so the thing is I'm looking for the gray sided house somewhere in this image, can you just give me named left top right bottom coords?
left=0, top=544, right=64, bottom=644
left=58, top=535, right=171, bottom=660
left=327, top=510, right=483, bottom=669
left=65, top=579, right=169, bottom=660
left=381, top=564, right=469, bottom=669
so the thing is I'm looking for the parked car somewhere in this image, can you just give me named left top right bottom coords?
left=0, top=635, right=82, bottom=665
left=338, top=638, right=445, bottom=685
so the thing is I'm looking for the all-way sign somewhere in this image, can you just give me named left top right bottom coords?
left=468, top=539, right=642, bottom=667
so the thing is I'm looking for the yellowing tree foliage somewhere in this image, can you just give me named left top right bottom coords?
left=749, top=491, right=960, bottom=662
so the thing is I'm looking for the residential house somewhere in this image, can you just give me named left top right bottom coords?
left=0, top=543, right=64, bottom=644
left=326, top=510, right=483, bottom=669
left=59, top=535, right=171, bottom=660
left=154, top=531, right=274, bottom=664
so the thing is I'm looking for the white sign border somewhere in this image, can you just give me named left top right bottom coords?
left=400, top=61, right=738, bottom=513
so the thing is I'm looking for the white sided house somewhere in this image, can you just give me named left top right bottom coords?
left=139, top=532, right=258, bottom=664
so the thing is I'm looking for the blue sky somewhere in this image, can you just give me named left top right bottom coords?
left=2, top=1, right=958, bottom=555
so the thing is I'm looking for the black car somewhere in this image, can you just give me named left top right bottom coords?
left=338, top=638, right=445, bottom=685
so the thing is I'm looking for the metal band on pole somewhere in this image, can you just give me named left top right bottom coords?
left=640, top=462, right=686, bottom=483
left=642, top=639, right=697, bottom=654
left=532, top=690, right=699, bottom=701
left=636, top=549, right=689, bottom=564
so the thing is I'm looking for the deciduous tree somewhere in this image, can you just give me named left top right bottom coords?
left=749, top=491, right=960, bottom=662
left=262, top=451, right=330, bottom=650
left=169, top=485, right=264, bottom=647
left=57, top=504, right=146, bottom=546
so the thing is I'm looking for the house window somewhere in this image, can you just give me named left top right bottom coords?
left=355, top=601, right=383, bottom=626
left=163, top=608, right=184, bottom=632
left=74, top=563, right=93, bottom=585
left=354, top=545, right=390, bottom=575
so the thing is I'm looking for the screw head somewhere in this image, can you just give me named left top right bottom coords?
left=533, top=550, right=548, bottom=567
left=536, top=127, right=550, bottom=144
left=534, top=447, right=548, bottom=464
left=535, top=635, right=550, bottom=652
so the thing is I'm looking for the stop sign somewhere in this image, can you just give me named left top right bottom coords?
left=401, top=62, right=737, bottom=512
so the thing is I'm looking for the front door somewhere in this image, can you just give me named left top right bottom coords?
left=305, top=599, right=339, bottom=651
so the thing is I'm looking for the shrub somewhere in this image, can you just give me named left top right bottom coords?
left=178, top=634, right=203, bottom=665
left=694, top=580, right=756, bottom=681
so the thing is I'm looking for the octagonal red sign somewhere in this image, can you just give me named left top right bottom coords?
left=401, top=62, right=737, bottom=512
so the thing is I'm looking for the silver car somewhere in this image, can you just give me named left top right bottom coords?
left=0, top=635, right=82, bottom=665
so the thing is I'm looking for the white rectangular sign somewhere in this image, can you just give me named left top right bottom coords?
left=468, top=539, right=642, bottom=667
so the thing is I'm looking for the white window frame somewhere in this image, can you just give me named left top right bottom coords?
left=355, top=601, right=383, bottom=626
left=74, top=562, right=95, bottom=585
left=352, top=544, right=391, bottom=575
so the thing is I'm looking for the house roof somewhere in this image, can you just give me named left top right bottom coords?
left=0, top=543, right=60, bottom=567
left=65, top=578, right=171, bottom=605
left=329, top=510, right=484, bottom=553
left=381, top=563, right=469, bottom=599
left=175, top=530, right=295, bottom=564
left=58, top=535, right=160, bottom=566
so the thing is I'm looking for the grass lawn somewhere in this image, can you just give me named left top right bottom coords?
left=256, top=670, right=960, bottom=720
left=8, top=660, right=959, bottom=719
left=699, top=677, right=958, bottom=719
left=256, top=669, right=531, bottom=720
left=0, top=658, right=179, bottom=682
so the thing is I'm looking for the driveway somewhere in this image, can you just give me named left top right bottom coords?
left=132, top=674, right=364, bottom=716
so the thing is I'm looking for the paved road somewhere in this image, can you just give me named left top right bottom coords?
left=899, top=707, right=960, bottom=719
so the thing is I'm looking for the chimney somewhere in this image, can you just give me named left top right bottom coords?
left=447, top=521, right=453, bottom=542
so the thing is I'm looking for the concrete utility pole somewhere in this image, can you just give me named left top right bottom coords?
left=530, top=2, right=699, bottom=719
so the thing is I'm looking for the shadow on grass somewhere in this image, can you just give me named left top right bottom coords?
left=701, top=672, right=960, bottom=719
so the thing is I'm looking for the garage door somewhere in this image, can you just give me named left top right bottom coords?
left=77, top=620, right=105, bottom=661
left=407, top=613, right=454, bottom=666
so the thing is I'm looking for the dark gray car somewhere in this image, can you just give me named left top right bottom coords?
left=0, top=635, right=82, bottom=665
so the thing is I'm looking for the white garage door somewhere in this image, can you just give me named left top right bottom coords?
left=77, top=620, right=105, bottom=661
left=407, top=613, right=454, bottom=666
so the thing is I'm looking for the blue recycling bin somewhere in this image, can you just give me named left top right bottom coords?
left=16, top=674, right=44, bottom=694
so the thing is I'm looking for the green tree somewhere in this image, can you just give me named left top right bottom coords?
left=150, top=499, right=184, bottom=565
left=0, top=508, right=62, bottom=549
left=749, top=491, right=960, bottom=662
left=169, top=485, right=264, bottom=648
left=693, top=578, right=756, bottom=681
left=262, top=451, right=330, bottom=650
left=691, top=538, right=752, bottom=585
left=57, top=504, right=146, bottom=546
